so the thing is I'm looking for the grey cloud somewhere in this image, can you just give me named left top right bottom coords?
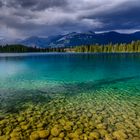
left=79, top=0, right=140, bottom=31
left=0, top=2, right=2, bottom=7
left=6, top=0, right=67, bottom=10
left=0, top=0, right=140, bottom=39
left=0, top=0, right=4, bottom=7
left=32, top=0, right=67, bottom=11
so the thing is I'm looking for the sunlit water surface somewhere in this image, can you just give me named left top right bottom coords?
left=0, top=53, right=140, bottom=140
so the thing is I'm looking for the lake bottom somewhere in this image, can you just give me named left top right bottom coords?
left=0, top=78, right=140, bottom=140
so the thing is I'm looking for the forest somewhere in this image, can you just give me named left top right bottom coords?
left=0, top=41, right=140, bottom=53
left=0, top=44, right=65, bottom=53
left=74, top=41, right=140, bottom=53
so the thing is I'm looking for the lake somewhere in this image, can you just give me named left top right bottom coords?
left=0, top=53, right=140, bottom=139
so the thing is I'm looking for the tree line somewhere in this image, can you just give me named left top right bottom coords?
left=74, top=41, right=140, bottom=53
left=0, top=44, right=65, bottom=53
left=0, top=41, right=140, bottom=53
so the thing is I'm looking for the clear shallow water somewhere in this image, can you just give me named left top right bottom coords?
left=0, top=53, right=140, bottom=140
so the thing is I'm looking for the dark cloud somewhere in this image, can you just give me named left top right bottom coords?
left=0, top=0, right=140, bottom=39
left=11, top=0, right=37, bottom=8
left=6, top=0, right=67, bottom=10
left=0, top=0, right=3, bottom=7
left=33, top=0, right=67, bottom=11
left=78, top=0, right=140, bottom=31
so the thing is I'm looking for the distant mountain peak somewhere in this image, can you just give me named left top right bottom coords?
left=105, top=31, right=121, bottom=35
left=1, top=31, right=140, bottom=48
left=66, top=32, right=78, bottom=36
left=25, top=36, right=45, bottom=40
left=132, top=31, right=140, bottom=35
left=85, top=31, right=95, bottom=34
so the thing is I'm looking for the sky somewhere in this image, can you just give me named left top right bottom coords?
left=0, top=0, right=140, bottom=39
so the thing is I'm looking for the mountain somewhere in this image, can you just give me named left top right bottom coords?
left=46, top=31, right=140, bottom=48
left=0, top=38, right=22, bottom=45
left=20, top=36, right=49, bottom=48
left=1, top=31, right=140, bottom=48
left=19, top=31, right=103, bottom=48
left=20, top=35, right=64, bottom=48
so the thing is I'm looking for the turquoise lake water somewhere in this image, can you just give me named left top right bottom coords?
left=0, top=53, right=140, bottom=139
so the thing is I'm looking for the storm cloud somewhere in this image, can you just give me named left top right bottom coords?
left=0, top=0, right=140, bottom=39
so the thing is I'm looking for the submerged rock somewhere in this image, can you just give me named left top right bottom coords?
left=10, top=132, right=21, bottom=138
left=68, top=132, right=79, bottom=139
left=38, top=130, right=49, bottom=138
left=21, top=124, right=30, bottom=130
left=80, top=134, right=88, bottom=140
left=59, top=132, right=65, bottom=138
left=51, top=138, right=63, bottom=140
left=17, top=117, right=25, bottom=122
left=10, top=137, right=21, bottom=140
left=64, top=126, right=71, bottom=131
left=59, top=119, right=66, bottom=126
left=113, top=130, right=128, bottom=140
left=99, top=129, right=108, bottom=137
left=105, top=134, right=113, bottom=140
left=30, top=131, right=40, bottom=140
left=51, top=126, right=61, bottom=136
left=0, top=135, right=10, bottom=140
left=89, top=131, right=100, bottom=140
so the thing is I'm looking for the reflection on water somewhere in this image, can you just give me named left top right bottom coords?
left=0, top=53, right=140, bottom=139
left=0, top=61, right=28, bottom=79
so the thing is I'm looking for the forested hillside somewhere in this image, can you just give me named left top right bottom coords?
left=0, top=45, right=65, bottom=53
left=0, top=41, right=140, bottom=53
left=74, top=41, right=140, bottom=53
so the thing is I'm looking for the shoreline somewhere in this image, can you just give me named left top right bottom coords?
left=0, top=52, right=140, bottom=57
